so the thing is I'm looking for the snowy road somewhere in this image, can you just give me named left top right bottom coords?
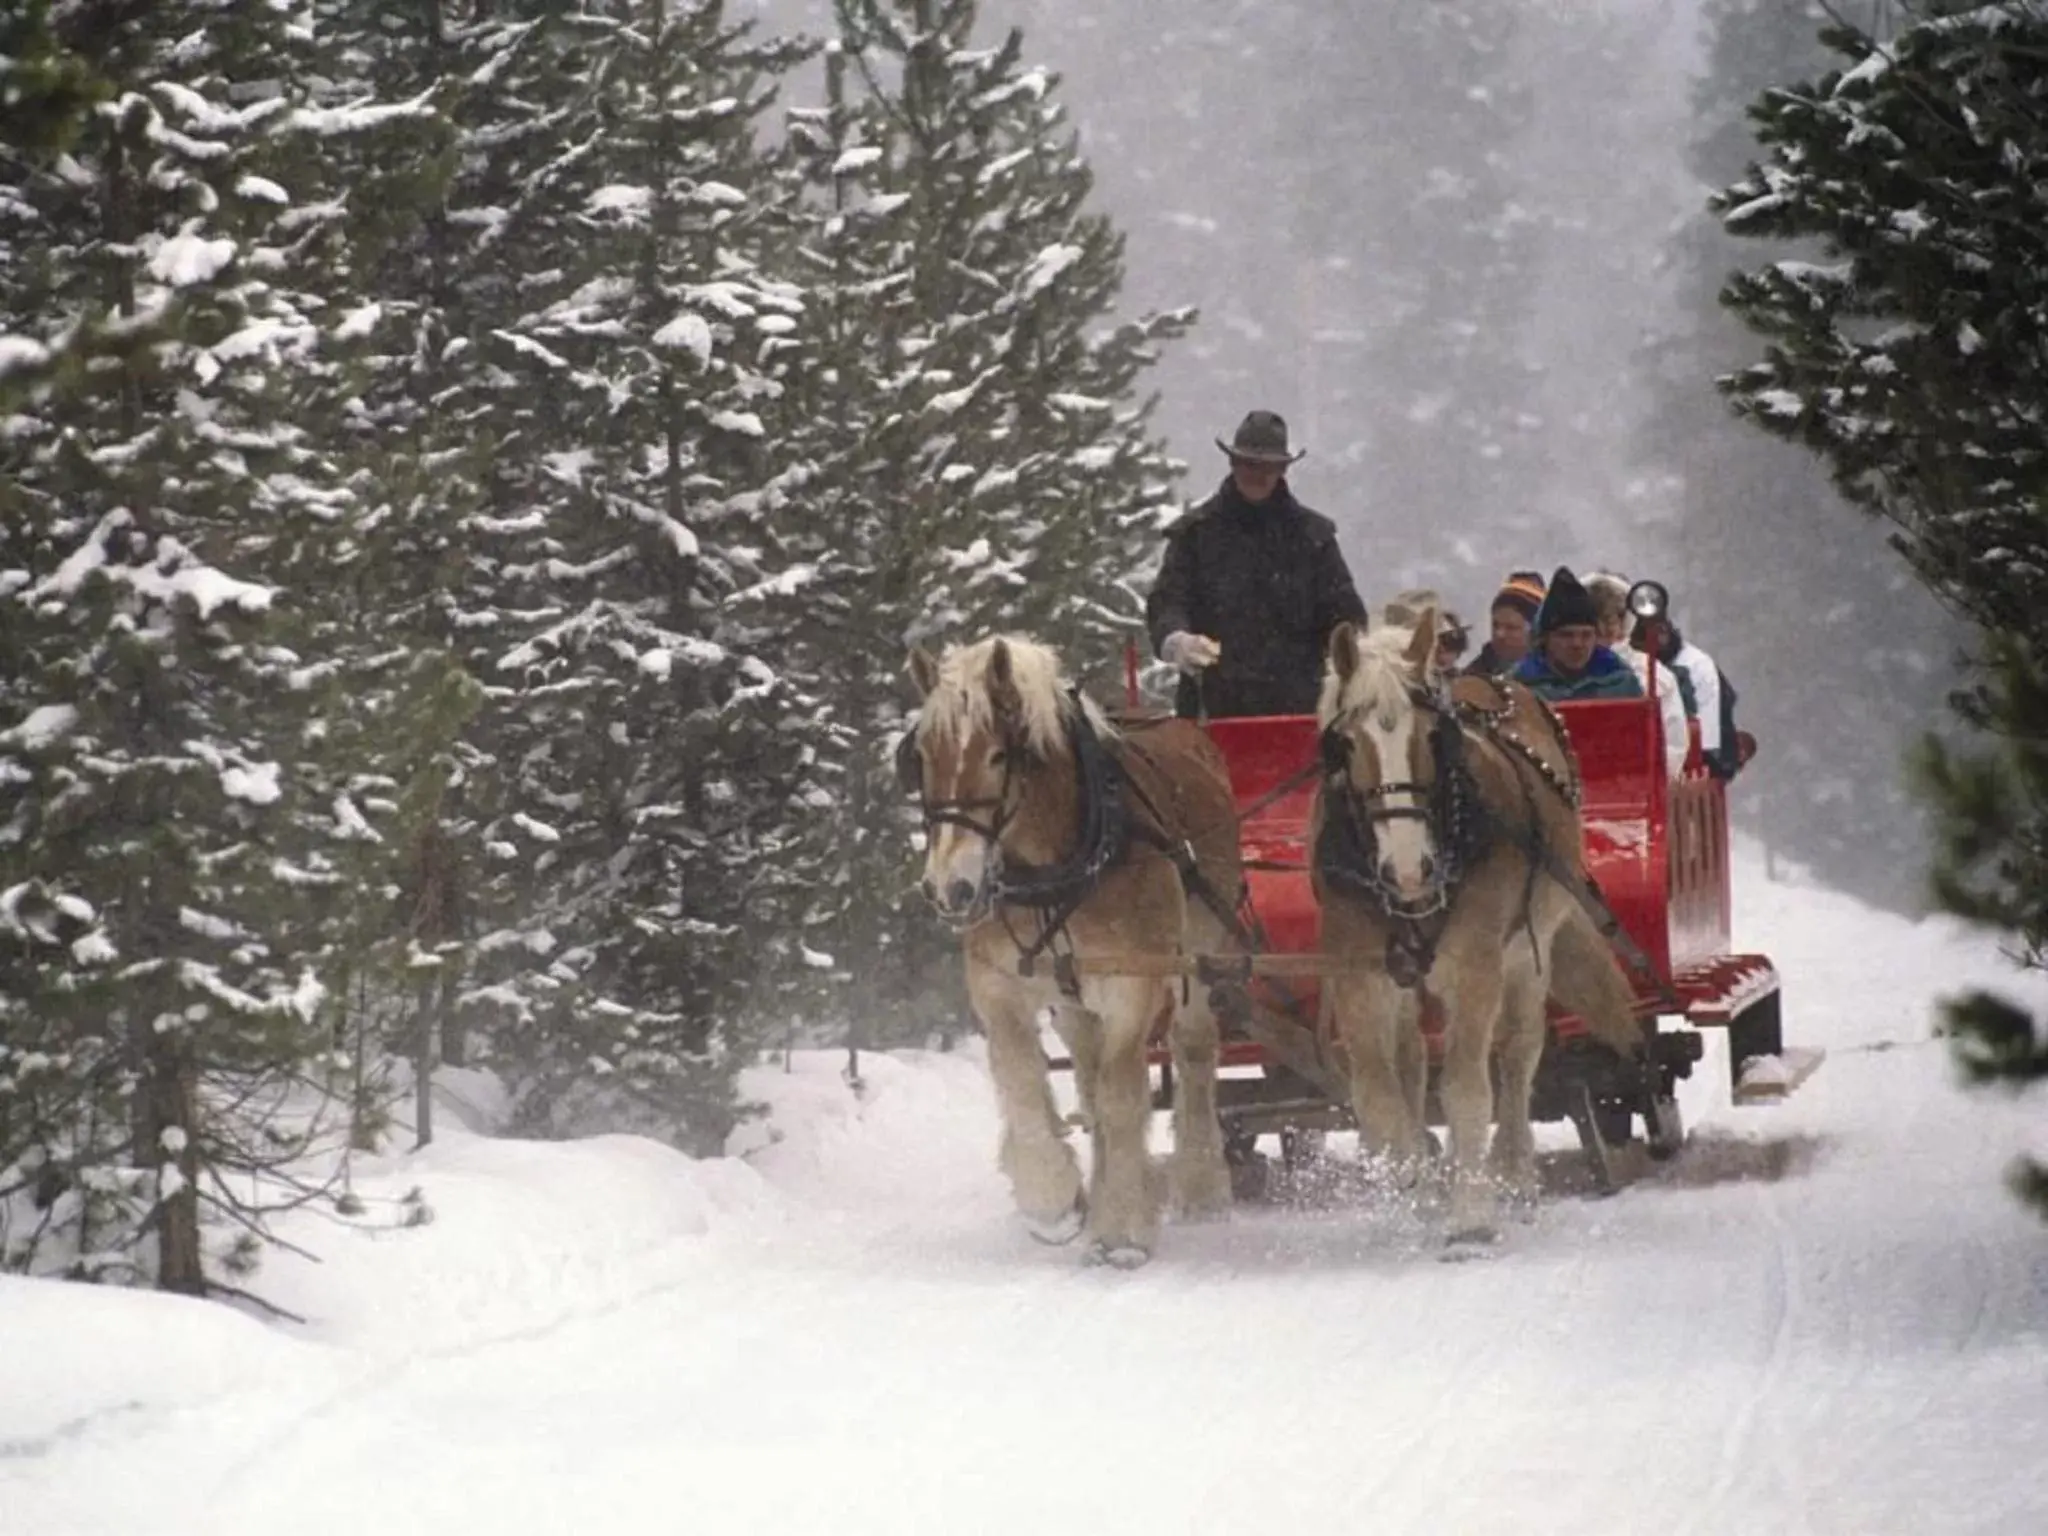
left=6, top=848, right=2048, bottom=1535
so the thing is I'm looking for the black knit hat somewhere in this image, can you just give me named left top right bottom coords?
left=1535, top=566, right=1599, bottom=635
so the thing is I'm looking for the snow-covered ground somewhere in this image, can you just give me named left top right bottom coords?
left=6, top=841, right=2047, bottom=1536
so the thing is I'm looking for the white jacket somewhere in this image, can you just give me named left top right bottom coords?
left=1673, top=641, right=1722, bottom=756
left=1614, top=640, right=1691, bottom=779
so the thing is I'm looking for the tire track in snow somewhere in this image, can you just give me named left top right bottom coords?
left=1683, top=1180, right=1813, bottom=1536
left=1340, top=1207, right=1591, bottom=1514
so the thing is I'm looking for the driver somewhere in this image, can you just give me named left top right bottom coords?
left=1145, top=409, right=1368, bottom=718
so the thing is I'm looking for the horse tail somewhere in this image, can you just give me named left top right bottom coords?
left=1546, top=902, right=1645, bottom=1059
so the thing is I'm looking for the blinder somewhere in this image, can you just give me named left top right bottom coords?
left=1318, top=725, right=1352, bottom=779
left=893, top=726, right=923, bottom=798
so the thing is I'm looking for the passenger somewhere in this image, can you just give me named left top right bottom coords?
left=1465, top=570, right=1546, bottom=677
left=1514, top=567, right=1644, bottom=703
left=1629, top=595, right=1734, bottom=775
left=1379, top=587, right=1440, bottom=631
left=1146, top=409, right=1369, bottom=718
left=1586, top=571, right=1690, bottom=778
left=1380, top=588, right=1469, bottom=676
left=1434, top=610, right=1470, bottom=674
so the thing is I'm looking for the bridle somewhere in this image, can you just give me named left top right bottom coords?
left=895, top=692, right=1133, bottom=956
left=898, top=731, right=1023, bottom=840
left=1316, top=678, right=1480, bottom=923
left=895, top=726, right=1026, bottom=925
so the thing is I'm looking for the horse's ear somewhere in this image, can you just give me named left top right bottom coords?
left=907, top=645, right=941, bottom=698
left=1329, top=621, right=1362, bottom=682
left=987, top=638, right=1024, bottom=725
left=1404, top=606, right=1439, bottom=672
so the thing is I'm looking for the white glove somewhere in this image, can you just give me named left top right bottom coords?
left=1163, top=631, right=1222, bottom=673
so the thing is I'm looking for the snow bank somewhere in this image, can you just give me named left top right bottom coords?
left=0, top=1275, right=303, bottom=1451
left=254, top=1120, right=780, bottom=1360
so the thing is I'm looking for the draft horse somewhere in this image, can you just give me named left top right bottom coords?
left=1314, top=612, right=1646, bottom=1241
left=904, top=636, right=1243, bottom=1267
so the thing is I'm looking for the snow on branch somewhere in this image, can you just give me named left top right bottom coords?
left=31, top=514, right=275, bottom=619
left=0, top=334, right=52, bottom=379
left=1021, top=243, right=1082, bottom=299
left=148, top=230, right=237, bottom=288
left=286, top=89, right=438, bottom=137
left=653, top=312, right=715, bottom=364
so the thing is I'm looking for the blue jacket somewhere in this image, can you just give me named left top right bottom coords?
left=1515, top=646, right=1645, bottom=703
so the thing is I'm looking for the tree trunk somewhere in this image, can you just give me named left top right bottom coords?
left=143, top=1029, right=204, bottom=1296
left=438, top=970, right=467, bottom=1068
left=414, top=979, right=435, bottom=1149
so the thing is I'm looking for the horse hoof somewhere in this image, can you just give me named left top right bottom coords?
left=1084, top=1239, right=1151, bottom=1270
left=1442, top=1223, right=1501, bottom=1254
left=1025, top=1196, right=1086, bottom=1246
left=1498, top=1183, right=1541, bottom=1223
left=1170, top=1165, right=1235, bottom=1221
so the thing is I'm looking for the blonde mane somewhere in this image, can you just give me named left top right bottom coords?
left=918, top=634, right=1114, bottom=754
left=1319, top=623, right=1429, bottom=726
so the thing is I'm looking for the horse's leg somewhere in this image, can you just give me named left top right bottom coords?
left=1330, top=969, right=1429, bottom=1176
left=1049, top=1001, right=1100, bottom=1135
left=972, top=973, right=1085, bottom=1243
left=1166, top=983, right=1232, bottom=1218
left=1487, top=956, right=1548, bottom=1211
left=1430, top=939, right=1508, bottom=1242
left=1081, top=976, right=1165, bottom=1266
left=1394, top=987, right=1429, bottom=1153
left=1167, top=914, right=1233, bottom=1218
left=1547, top=903, right=1648, bottom=1061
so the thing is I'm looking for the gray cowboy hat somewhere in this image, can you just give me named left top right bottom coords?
left=1215, top=409, right=1305, bottom=465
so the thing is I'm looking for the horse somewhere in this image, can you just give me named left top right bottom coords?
left=1312, top=610, right=1646, bottom=1242
left=903, top=635, right=1243, bottom=1267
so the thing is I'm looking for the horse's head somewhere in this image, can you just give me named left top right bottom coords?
left=903, top=635, right=1078, bottom=926
left=1319, top=609, right=1452, bottom=907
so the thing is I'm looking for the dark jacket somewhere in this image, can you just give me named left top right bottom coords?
left=1514, top=645, right=1645, bottom=702
left=1464, top=641, right=1522, bottom=679
left=1145, top=478, right=1368, bottom=718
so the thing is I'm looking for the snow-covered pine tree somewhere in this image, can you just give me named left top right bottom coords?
left=827, top=0, right=1187, bottom=668
left=0, top=0, right=101, bottom=158
left=769, top=0, right=1190, bottom=1044
left=1912, top=630, right=2048, bottom=1219
left=1631, top=0, right=1963, bottom=908
left=0, top=3, right=431, bottom=1288
left=286, top=0, right=523, bottom=1141
left=771, top=40, right=951, bottom=1045
left=1715, top=1, right=2048, bottom=636
left=1709, top=1, right=2048, bottom=1214
left=442, top=1, right=819, bottom=1154
left=0, top=5, right=179, bottom=404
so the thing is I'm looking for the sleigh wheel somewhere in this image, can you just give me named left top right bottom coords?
left=1644, top=1092, right=1685, bottom=1161
left=1279, top=1127, right=1326, bottom=1172
left=1592, top=1097, right=1634, bottom=1149
left=1565, top=1082, right=1621, bottom=1196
